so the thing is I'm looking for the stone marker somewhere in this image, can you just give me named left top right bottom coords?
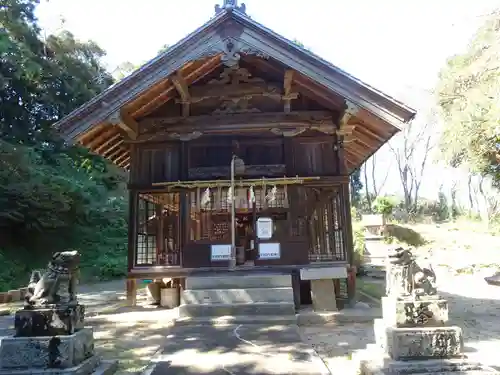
left=358, top=247, right=500, bottom=374
left=0, top=250, right=117, bottom=375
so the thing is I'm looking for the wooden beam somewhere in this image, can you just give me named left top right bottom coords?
left=283, top=69, right=297, bottom=113
left=108, top=110, right=138, bottom=140
left=339, top=101, right=359, bottom=128
left=181, top=82, right=283, bottom=103
left=248, top=57, right=344, bottom=109
left=171, top=71, right=191, bottom=117
left=137, top=111, right=334, bottom=141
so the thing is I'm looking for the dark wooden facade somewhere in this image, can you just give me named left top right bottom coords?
left=53, top=3, right=416, bottom=304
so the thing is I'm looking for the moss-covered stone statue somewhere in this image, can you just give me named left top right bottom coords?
left=25, top=250, right=81, bottom=307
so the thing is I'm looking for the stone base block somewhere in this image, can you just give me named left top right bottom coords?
left=359, top=355, right=499, bottom=375
left=0, top=327, right=94, bottom=370
left=381, top=296, right=449, bottom=327
left=381, top=325, right=463, bottom=361
left=15, top=304, right=85, bottom=337
left=310, top=279, right=337, bottom=312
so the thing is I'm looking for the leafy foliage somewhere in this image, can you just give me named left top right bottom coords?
left=436, top=11, right=500, bottom=186
left=0, top=0, right=127, bottom=290
left=350, top=168, right=363, bottom=206
left=372, top=196, right=396, bottom=217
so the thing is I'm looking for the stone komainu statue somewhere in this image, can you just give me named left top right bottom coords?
left=387, top=247, right=437, bottom=299
left=25, top=250, right=81, bottom=307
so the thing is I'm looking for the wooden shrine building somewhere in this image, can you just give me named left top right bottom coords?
left=54, top=1, right=416, bottom=305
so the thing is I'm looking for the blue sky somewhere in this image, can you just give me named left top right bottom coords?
left=36, top=0, right=498, bottom=201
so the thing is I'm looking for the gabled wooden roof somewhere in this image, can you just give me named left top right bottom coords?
left=54, top=3, right=416, bottom=171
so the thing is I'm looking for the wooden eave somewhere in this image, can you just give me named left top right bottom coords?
left=54, top=8, right=416, bottom=172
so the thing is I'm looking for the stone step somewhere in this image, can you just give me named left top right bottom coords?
left=179, top=301, right=296, bottom=318
left=174, top=315, right=298, bottom=326
left=185, top=273, right=292, bottom=290
left=181, top=287, right=294, bottom=305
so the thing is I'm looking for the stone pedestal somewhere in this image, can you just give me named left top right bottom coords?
left=383, top=325, right=463, bottom=360
left=0, top=328, right=94, bottom=370
left=381, top=296, right=449, bottom=327
left=358, top=247, right=500, bottom=374
left=0, top=327, right=117, bottom=374
left=15, top=304, right=85, bottom=337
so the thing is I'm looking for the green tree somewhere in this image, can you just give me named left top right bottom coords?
left=0, top=0, right=128, bottom=290
left=436, top=11, right=500, bottom=187
left=350, top=168, right=363, bottom=207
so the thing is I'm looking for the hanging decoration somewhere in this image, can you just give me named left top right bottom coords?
left=201, top=188, right=211, bottom=208
left=248, top=186, right=256, bottom=205
left=227, top=186, right=233, bottom=204
left=266, top=185, right=277, bottom=203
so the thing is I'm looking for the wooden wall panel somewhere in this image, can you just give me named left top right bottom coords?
left=291, top=138, right=338, bottom=176
left=130, top=143, right=180, bottom=185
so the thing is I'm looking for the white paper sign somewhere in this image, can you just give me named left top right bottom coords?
left=211, top=244, right=231, bottom=261
left=256, top=217, right=273, bottom=239
left=258, top=243, right=280, bottom=260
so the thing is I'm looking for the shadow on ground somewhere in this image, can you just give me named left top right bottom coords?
left=145, top=324, right=328, bottom=375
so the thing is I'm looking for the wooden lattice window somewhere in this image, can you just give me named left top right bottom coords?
left=136, top=198, right=157, bottom=265
left=308, top=189, right=346, bottom=262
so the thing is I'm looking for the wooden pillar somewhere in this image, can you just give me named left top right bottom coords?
left=127, top=190, right=139, bottom=306
left=334, top=108, right=356, bottom=304
left=126, top=279, right=137, bottom=306
left=156, top=204, right=164, bottom=265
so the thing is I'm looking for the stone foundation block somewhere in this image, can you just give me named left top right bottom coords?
left=15, top=304, right=85, bottom=337
left=381, top=296, right=448, bottom=327
left=310, top=279, right=337, bottom=312
left=359, top=352, right=499, bottom=375
left=383, top=326, right=463, bottom=361
left=0, top=327, right=94, bottom=370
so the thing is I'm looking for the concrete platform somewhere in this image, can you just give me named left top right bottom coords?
left=144, top=324, right=330, bottom=375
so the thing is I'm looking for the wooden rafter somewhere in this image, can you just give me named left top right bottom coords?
left=76, top=122, right=107, bottom=144
left=118, top=157, right=131, bottom=168
left=352, top=129, right=379, bottom=149
left=94, top=133, right=122, bottom=154
left=107, top=146, right=126, bottom=160
left=354, top=123, right=386, bottom=143
left=132, top=55, right=221, bottom=119
left=248, top=57, right=344, bottom=110
left=101, top=140, right=124, bottom=158
left=171, top=71, right=191, bottom=117
left=85, top=127, right=116, bottom=150
left=114, top=151, right=129, bottom=165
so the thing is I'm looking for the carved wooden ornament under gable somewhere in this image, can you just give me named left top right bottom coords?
left=196, top=38, right=269, bottom=67
left=208, top=64, right=267, bottom=114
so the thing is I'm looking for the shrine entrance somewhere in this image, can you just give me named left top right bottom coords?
left=235, top=214, right=255, bottom=266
